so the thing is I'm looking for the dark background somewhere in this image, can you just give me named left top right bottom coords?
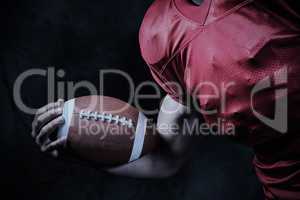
left=0, top=0, right=263, bottom=199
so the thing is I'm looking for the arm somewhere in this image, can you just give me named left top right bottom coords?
left=31, top=96, right=198, bottom=178
left=104, top=95, right=195, bottom=178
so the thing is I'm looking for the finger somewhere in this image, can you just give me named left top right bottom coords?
left=41, top=137, right=67, bottom=153
left=35, top=100, right=63, bottom=117
left=40, top=139, right=59, bottom=158
left=32, top=99, right=64, bottom=137
left=31, top=130, right=36, bottom=138
left=36, top=116, right=65, bottom=145
left=33, top=108, right=64, bottom=138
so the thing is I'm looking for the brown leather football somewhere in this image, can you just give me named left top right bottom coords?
left=57, top=95, right=159, bottom=165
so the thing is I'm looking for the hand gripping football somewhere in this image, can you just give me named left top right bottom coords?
left=57, top=95, right=159, bottom=165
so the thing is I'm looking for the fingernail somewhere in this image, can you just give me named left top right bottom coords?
left=41, top=146, right=46, bottom=152
left=52, top=150, right=58, bottom=157
left=60, top=116, right=65, bottom=123
left=35, top=138, right=40, bottom=145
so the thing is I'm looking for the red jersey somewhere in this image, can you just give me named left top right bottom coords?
left=139, top=0, right=300, bottom=199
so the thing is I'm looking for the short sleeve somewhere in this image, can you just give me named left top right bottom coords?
left=147, top=61, right=187, bottom=105
left=138, top=0, right=195, bottom=105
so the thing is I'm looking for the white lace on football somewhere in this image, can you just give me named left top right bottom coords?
left=79, top=110, right=133, bottom=128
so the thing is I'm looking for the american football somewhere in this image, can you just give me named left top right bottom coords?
left=4, top=1, right=300, bottom=199
left=57, top=95, right=159, bottom=165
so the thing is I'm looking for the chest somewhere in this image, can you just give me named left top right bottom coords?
left=183, top=6, right=297, bottom=100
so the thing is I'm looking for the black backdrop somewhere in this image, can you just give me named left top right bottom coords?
left=0, top=0, right=263, bottom=199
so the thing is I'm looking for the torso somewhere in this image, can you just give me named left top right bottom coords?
left=139, top=0, right=300, bottom=199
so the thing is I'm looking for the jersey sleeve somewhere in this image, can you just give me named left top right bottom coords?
left=138, top=0, right=193, bottom=105
left=147, top=61, right=187, bottom=105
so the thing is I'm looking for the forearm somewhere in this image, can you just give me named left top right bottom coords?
left=104, top=149, right=185, bottom=178
left=104, top=95, right=199, bottom=178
